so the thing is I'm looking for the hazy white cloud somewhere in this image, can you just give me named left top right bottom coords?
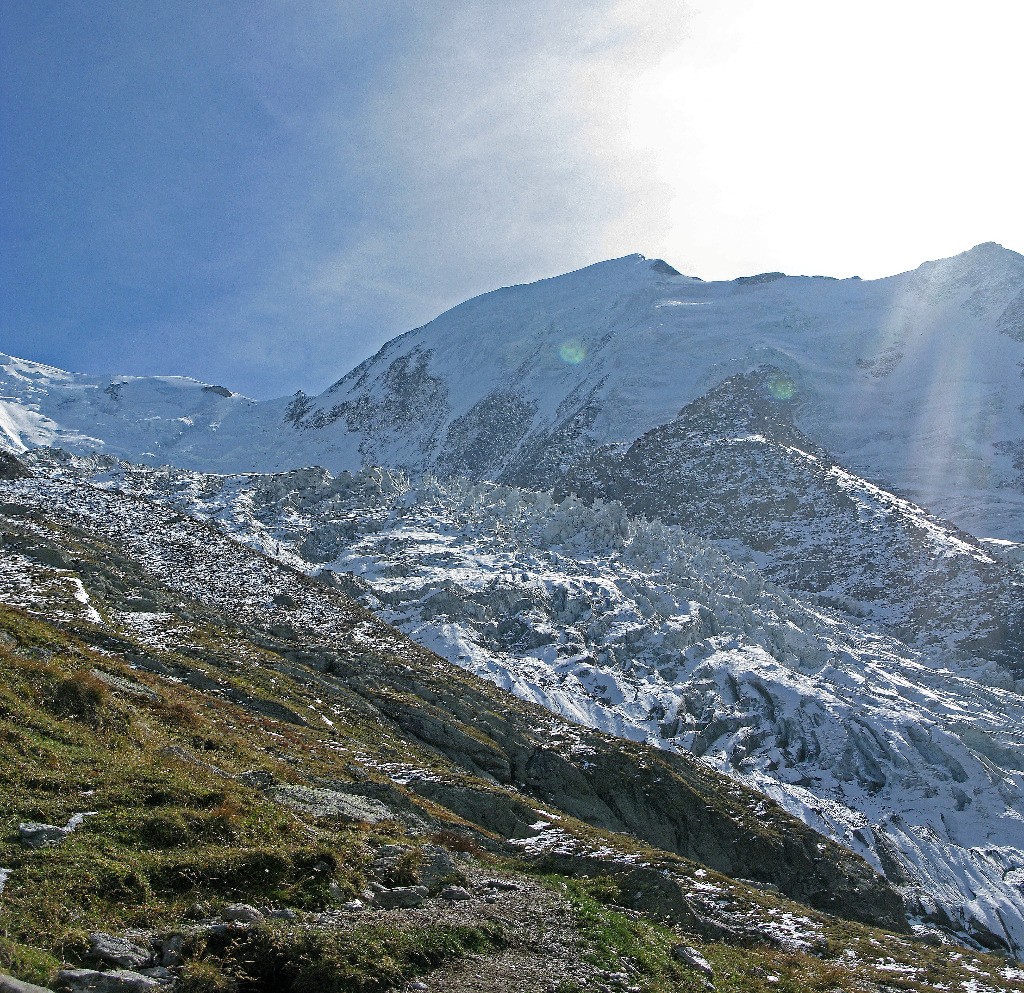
left=297, top=1, right=688, bottom=341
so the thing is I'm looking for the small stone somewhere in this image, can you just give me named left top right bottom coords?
left=484, top=895, right=499, bottom=904
left=222, top=903, right=264, bottom=924
left=18, top=822, right=69, bottom=849
left=671, top=945, right=714, bottom=978
left=342, top=899, right=365, bottom=912
left=373, top=844, right=408, bottom=862
left=88, top=933, right=151, bottom=970
left=407, top=983, right=428, bottom=991
left=238, top=769, right=277, bottom=790
left=56, top=968, right=162, bottom=992
left=440, top=886, right=472, bottom=901
left=268, top=908, right=297, bottom=920
left=373, top=885, right=429, bottom=909
left=138, top=967, right=174, bottom=981
left=159, top=934, right=185, bottom=967
left=478, top=878, right=518, bottom=891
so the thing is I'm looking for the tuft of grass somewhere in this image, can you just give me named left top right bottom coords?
left=186, top=920, right=508, bottom=993
left=46, top=670, right=111, bottom=725
left=0, top=937, right=61, bottom=987
left=179, top=959, right=240, bottom=993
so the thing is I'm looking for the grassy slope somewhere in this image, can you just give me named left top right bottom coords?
left=1, top=605, right=1023, bottom=991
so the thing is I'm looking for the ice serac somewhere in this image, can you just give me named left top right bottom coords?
left=562, top=366, right=1024, bottom=674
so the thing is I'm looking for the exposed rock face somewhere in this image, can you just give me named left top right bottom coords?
left=270, top=785, right=394, bottom=823
left=0, top=452, right=31, bottom=481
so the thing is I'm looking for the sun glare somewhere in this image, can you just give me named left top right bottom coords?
left=623, top=0, right=1024, bottom=279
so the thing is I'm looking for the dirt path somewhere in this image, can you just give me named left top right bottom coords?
left=405, top=874, right=598, bottom=992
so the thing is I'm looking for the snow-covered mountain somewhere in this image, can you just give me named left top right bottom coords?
left=5, top=242, right=1024, bottom=953
left=291, top=242, right=1024, bottom=543
left=0, top=351, right=284, bottom=464
left=4, top=242, right=1024, bottom=540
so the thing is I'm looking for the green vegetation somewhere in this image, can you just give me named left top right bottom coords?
left=0, top=604, right=423, bottom=982
left=558, top=877, right=699, bottom=993
left=551, top=873, right=1024, bottom=993
left=179, top=920, right=507, bottom=993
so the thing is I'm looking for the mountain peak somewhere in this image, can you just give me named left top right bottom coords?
left=916, top=240, right=1024, bottom=274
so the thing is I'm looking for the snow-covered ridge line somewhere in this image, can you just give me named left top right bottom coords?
left=3, top=241, right=1024, bottom=539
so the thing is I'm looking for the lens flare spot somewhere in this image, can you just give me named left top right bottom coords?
left=768, top=375, right=795, bottom=400
left=559, top=341, right=586, bottom=364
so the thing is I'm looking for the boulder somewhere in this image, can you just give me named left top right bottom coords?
left=55, top=970, right=162, bottom=993
left=18, top=823, right=70, bottom=849
left=372, top=885, right=428, bottom=909
left=87, top=934, right=150, bottom=970
left=267, top=908, right=297, bottom=920
left=222, top=903, right=264, bottom=924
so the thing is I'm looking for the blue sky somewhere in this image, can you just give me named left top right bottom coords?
left=2, top=3, right=433, bottom=395
left=3, top=2, right=1021, bottom=397
left=2, top=1, right=670, bottom=397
